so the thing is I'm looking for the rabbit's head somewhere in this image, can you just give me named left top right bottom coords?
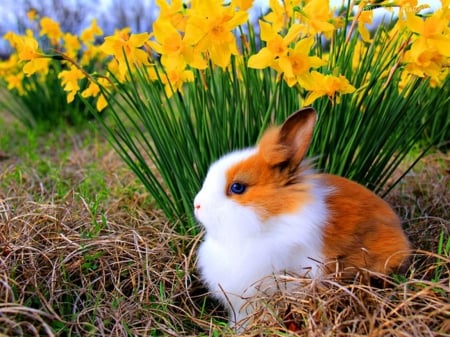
left=194, top=108, right=318, bottom=241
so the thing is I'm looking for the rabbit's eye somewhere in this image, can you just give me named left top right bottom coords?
left=229, top=182, right=247, bottom=195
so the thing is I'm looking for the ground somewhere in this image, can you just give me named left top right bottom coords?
left=0, top=117, right=449, bottom=336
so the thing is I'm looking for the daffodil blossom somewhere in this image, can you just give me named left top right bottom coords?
left=279, top=38, right=326, bottom=87
left=298, top=0, right=336, bottom=37
left=184, top=0, right=248, bottom=68
left=149, top=19, right=207, bottom=70
left=248, top=21, right=303, bottom=70
left=39, top=17, right=63, bottom=43
left=101, top=31, right=151, bottom=79
left=58, top=65, right=86, bottom=103
left=81, top=77, right=110, bottom=111
left=299, top=71, right=356, bottom=105
left=80, top=19, right=103, bottom=45
left=9, top=33, right=51, bottom=76
left=160, top=64, right=194, bottom=97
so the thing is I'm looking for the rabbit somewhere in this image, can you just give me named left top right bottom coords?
left=193, top=107, right=410, bottom=329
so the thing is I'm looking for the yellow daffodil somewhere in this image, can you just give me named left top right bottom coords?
left=81, top=81, right=100, bottom=98
left=405, top=11, right=450, bottom=57
left=80, top=45, right=104, bottom=66
left=22, top=57, right=51, bottom=76
left=107, top=58, right=120, bottom=76
left=8, top=33, right=51, bottom=76
left=279, top=37, right=326, bottom=87
left=63, top=33, right=81, bottom=58
left=248, top=21, right=302, bottom=70
left=146, top=66, right=158, bottom=82
left=357, top=7, right=373, bottom=42
left=81, top=78, right=110, bottom=112
left=26, top=9, right=39, bottom=21
left=113, top=27, right=132, bottom=40
left=428, top=68, right=448, bottom=88
left=161, top=64, right=194, bottom=97
left=40, top=17, right=63, bottom=44
left=3, top=31, right=27, bottom=50
left=184, top=0, right=248, bottom=68
left=403, top=39, right=447, bottom=79
left=441, top=0, right=450, bottom=19
left=351, top=40, right=364, bottom=72
left=101, top=31, right=151, bottom=78
left=394, top=0, right=429, bottom=17
left=80, top=19, right=103, bottom=45
left=17, top=35, right=40, bottom=61
left=156, top=0, right=187, bottom=32
left=6, top=73, right=25, bottom=94
left=299, top=71, right=356, bottom=105
left=398, top=71, right=415, bottom=94
left=396, top=0, right=418, bottom=6
left=299, top=0, right=336, bottom=37
left=58, top=65, right=86, bottom=103
left=95, top=92, right=108, bottom=112
left=232, top=0, right=254, bottom=11
left=149, top=19, right=207, bottom=70
left=401, top=10, right=450, bottom=82
left=0, top=54, right=18, bottom=77
left=2, top=31, right=14, bottom=44
left=264, top=0, right=295, bottom=33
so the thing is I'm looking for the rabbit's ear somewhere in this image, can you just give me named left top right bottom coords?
left=278, top=107, right=317, bottom=168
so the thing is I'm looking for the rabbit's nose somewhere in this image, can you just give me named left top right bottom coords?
left=194, top=199, right=201, bottom=218
left=193, top=195, right=201, bottom=209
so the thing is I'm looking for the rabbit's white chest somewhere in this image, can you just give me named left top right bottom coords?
left=197, top=214, right=324, bottom=301
left=195, top=176, right=330, bottom=326
left=198, top=236, right=277, bottom=297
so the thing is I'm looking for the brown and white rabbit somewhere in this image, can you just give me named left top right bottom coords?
left=194, top=108, right=410, bottom=328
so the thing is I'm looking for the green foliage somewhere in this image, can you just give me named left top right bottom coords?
left=433, top=230, right=450, bottom=282
left=89, top=17, right=447, bottom=231
left=421, top=76, right=450, bottom=151
left=0, top=62, right=96, bottom=130
left=311, top=24, right=446, bottom=194
left=90, top=58, right=296, bottom=229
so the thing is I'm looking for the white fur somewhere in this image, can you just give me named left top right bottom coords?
left=194, top=149, right=330, bottom=328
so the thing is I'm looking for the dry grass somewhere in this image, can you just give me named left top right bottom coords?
left=0, top=124, right=448, bottom=336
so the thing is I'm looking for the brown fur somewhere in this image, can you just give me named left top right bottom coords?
left=225, top=146, right=314, bottom=221
left=226, top=108, right=410, bottom=276
left=321, top=174, right=410, bottom=275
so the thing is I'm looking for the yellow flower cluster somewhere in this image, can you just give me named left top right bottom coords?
left=247, top=0, right=449, bottom=103
left=0, top=0, right=448, bottom=110
left=1, top=14, right=108, bottom=111
left=247, top=0, right=353, bottom=105
left=354, top=0, right=450, bottom=89
left=402, top=6, right=450, bottom=86
left=146, top=0, right=249, bottom=96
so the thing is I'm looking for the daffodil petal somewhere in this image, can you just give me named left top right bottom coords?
left=248, top=48, right=273, bottom=69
